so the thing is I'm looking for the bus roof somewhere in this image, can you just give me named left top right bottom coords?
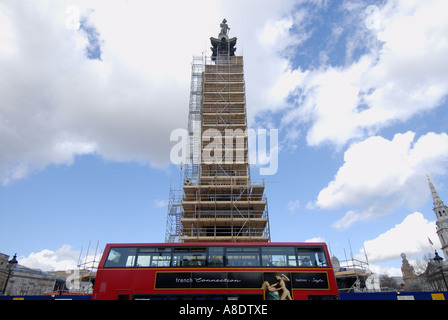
left=102, top=242, right=328, bottom=248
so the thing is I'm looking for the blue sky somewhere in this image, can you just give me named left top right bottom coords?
left=1, top=0, right=448, bottom=276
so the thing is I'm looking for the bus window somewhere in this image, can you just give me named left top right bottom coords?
left=297, top=247, right=328, bottom=267
left=136, top=248, right=153, bottom=267
left=172, top=248, right=206, bottom=267
left=130, top=247, right=172, bottom=267
left=150, top=248, right=172, bottom=267
left=261, top=247, right=297, bottom=267
left=104, top=247, right=137, bottom=268
left=208, top=247, right=225, bottom=267
left=226, top=247, right=260, bottom=267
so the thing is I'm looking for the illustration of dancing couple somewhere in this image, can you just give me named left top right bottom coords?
left=262, top=273, right=292, bottom=300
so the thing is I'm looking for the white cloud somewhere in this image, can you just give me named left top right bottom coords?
left=18, top=244, right=82, bottom=271
left=242, top=5, right=311, bottom=120
left=153, top=199, right=167, bottom=208
left=0, top=8, right=14, bottom=55
left=259, top=18, right=293, bottom=45
left=368, top=264, right=402, bottom=277
left=331, top=210, right=361, bottom=231
left=282, top=0, right=448, bottom=148
left=0, top=0, right=303, bottom=184
left=359, top=212, right=440, bottom=263
left=315, top=131, right=448, bottom=229
left=287, top=200, right=300, bottom=213
left=289, top=57, right=374, bottom=146
left=305, top=237, right=325, bottom=243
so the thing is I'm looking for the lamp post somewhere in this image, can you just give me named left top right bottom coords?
left=2, top=253, right=18, bottom=295
left=433, top=251, right=448, bottom=291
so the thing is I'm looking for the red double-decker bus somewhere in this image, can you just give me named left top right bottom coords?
left=92, top=242, right=338, bottom=300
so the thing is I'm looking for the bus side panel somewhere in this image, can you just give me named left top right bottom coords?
left=93, top=269, right=157, bottom=300
left=92, top=270, right=103, bottom=300
left=115, top=290, right=132, bottom=300
left=291, top=270, right=339, bottom=300
left=131, top=270, right=157, bottom=296
left=93, top=270, right=134, bottom=300
left=326, top=267, right=339, bottom=298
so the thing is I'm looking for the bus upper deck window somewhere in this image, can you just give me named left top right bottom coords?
left=261, top=247, right=297, bottom=267
left=104, top=247, right=137, bottom=268
left=208, top=247, right=225, bottom=267
left=297, top=247, right=328, bottom=267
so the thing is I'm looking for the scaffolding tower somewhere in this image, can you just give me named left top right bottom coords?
left=165, top=20, right=270, bottom=243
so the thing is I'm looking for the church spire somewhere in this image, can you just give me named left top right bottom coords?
left=428, top=175, right=446, bottom=209
left=427, top=175, right=448, bottom=260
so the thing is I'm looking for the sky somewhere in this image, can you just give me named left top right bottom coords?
left=1, top=0, right=448, bottom=277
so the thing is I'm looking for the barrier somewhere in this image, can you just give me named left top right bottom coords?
left=0, top=294, right=92, bottom=300
left=340, top=291, right=447, bottom=300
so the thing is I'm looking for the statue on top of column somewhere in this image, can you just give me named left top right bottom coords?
left=219, top=19, right=230, bottom=38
